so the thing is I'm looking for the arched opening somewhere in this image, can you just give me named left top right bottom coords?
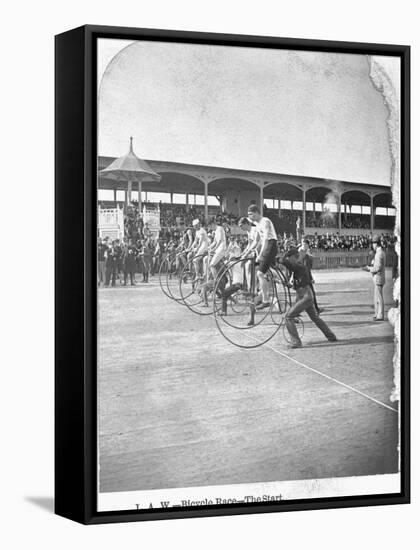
left=341, top=189, right=372, bottom=232
left=208, top=177, right=261, bottom=221
left=263, top=182, right=304, bottom=236
left=305, top=186, right=339, bottom=232
left=373, top=192, right=394, bottom=231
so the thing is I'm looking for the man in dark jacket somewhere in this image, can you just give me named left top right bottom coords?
left=105, top=244, right=118, bottom=287
left=97, top=237, right=108, bottom=286
left=123, top=243, right=137, bottom=286
left=281, top=248, right=337, bottom=348
left=113, top=239, right=124, bottom=285
left=298, top=238, right=322, bottom=314
left=140, top=239, right=153, bottom=283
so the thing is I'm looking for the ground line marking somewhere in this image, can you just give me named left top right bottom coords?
left=246, top=334, right=398, bottom=413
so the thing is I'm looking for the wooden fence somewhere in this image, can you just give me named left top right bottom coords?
left=311, top=250, right=396, bottom=269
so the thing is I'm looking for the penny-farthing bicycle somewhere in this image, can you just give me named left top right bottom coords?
left=158, top=249, right=189, bottom=303
left=178, top=252, right=228, bottom=315
left=158, top=250, right=177, bottom=299
left=212, top=255, right=303, bottom=348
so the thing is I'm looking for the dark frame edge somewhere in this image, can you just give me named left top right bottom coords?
left=83, top=24, right=410, bottom=54
left=55, top=25, right=89, bottom=524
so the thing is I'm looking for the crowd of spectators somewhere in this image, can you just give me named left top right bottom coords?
left=341, top=216, right=370, bottom=229
left=303, top=232, right=394, bottom=252
left=123, top=201, right=395, bottom=253
left=304, top=211, right=372, bottom=229
left=97, top=234, right=163, bottom=287
left=99, top=201, right=396, bottom=287
left=275, top=231, right=394, bottom=252
left=98, top=221, right=395, bottom=288
left=123, top=203, right=144, bottom=242
left=106, top=199, right=392, bottom=242
left=123, top=201, right=240, bottom=240
left=159, top=204, right=200, bottom=228
left=265, top=208, right=378, bottom=232
left=159, top=204, right=239, bottom=228
left=306, top=211, right=337, bottom=228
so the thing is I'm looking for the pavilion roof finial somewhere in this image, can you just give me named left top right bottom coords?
left=129, top=136, right=134, bottom=153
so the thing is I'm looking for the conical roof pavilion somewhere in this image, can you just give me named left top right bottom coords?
left=99, top=137, right=161, bottom=182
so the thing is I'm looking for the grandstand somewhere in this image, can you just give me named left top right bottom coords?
left=98, top=155, right=395, bottom=238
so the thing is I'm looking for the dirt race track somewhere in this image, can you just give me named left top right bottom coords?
left=98, top=268, right=398, bottom=493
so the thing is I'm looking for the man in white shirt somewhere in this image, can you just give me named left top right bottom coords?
left=364, top=234, right=386, bottom=321
left=238, top=216, right=261, bottom=293
left=192, top=219, right=209, bottom=255
left=247, top=204, right=278, bottom=309
left=208, top=215, right=227, bottom=279
left=191, top=218, right=209, bottom=280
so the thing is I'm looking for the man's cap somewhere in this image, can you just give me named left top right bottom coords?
left=192, top=219, right=200, bottom=227
left=283, top=247, right=299, bottom=259
left=372, top=234, right=381, bottom=244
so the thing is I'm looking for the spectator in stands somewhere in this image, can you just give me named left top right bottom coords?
left=143, top=223, right=152, bottom=240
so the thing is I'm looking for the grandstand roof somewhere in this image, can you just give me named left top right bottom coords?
left=98, top=156, right=393, bottom=208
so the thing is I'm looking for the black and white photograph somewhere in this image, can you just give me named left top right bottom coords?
left=95, top=35, right=405, bottom=512
left=3, top=0, right=418, bottom=545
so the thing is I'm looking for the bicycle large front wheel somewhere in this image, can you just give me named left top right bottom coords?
left=212, top=258, right=283, bottom=349
left=178, top=254, right=214, bottom=315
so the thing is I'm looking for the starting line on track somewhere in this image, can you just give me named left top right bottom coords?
left=246, top=334, right=398, bottom=414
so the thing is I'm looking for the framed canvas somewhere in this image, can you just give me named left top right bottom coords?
left=55, top=25, right=410, bottom=524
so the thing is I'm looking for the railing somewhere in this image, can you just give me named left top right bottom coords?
left=311, top=250, right=395, bottom=269
left=304, top=227, right=392, bottom=236
left=98, top=206, right=124, bottom=241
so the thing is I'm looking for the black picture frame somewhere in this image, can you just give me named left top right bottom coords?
left=55, top=24, right=410, bottom=525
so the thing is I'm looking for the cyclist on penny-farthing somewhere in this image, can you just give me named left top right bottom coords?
left=199, top=216, right=228, bottom=307
left=247, top=204, right=278, bottom=310
left=190, top=218, right=209, bottom=284
left=217, top=218, right=261, bottom=323
left=176, top=220, right=195, bottom=271
left=208, top=215, right=227, bottom=279
left=238, top=216, right=261, bottom=291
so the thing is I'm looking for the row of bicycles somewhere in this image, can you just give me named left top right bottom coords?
left=158, top=249, right=304, bottom=349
